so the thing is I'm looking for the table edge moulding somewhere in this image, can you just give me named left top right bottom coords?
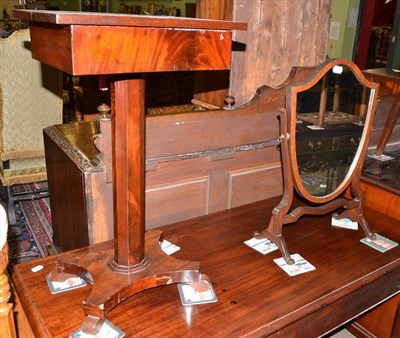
left=12, top=9, right=247, bottom=335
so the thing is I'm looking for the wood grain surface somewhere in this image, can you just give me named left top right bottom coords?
left=12, top=10, right=246, bottom=76
left=11, top=197, right=400, bottom=337
left=13, top=10, right=246, bottom=30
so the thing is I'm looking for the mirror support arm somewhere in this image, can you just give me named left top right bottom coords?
left=256, top=108, right=296, bottom=265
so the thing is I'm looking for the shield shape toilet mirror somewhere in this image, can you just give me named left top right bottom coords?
left=256, top=59, right=379, bottom=265
left=294, top=63, right=371, bottom=200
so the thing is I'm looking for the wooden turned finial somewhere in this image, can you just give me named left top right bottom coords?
left=224, top=95, right=235, bottom=109
left=94, top=104, right=113, bottom=184
left=97, top=103, right=111, bottom=121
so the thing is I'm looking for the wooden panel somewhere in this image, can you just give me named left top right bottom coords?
left=29, top=24, right=233, bottom=75
left=43, top=132, right=89, bottom=252
left=146, top=146, right=282, bottom=218
left=228, top=164, right=283, bottom=208
left=146, top=95, right=281, bottom=159
left=364, top=74, right=400, bottom=95
left=197, top=0, right=233, bottom=20
left=89, top=172, right=113, bottom=244
left=350, top=297, right=399, bottom=338
left=361, top=181, right=400, bottom=221
left=145, top=176, right=210, bottom=229
left=195, top=0, right=234, bottom=106
left=230, top=0, right=332, bottom=105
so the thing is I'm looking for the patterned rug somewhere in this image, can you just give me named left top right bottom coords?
left=4, top=183, right=53, bottom=266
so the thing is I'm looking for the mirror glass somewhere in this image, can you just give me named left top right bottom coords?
left=295, top=65, right=371, bottom=196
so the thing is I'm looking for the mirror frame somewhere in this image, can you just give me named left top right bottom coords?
left=288, top=58, right=379, bottom=203
left=256, top=59, right=379, bottom=265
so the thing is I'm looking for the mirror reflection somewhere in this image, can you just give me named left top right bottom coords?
left=296, top=65, right=371, bottom=196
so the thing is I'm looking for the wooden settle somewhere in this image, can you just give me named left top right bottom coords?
left=44, top=86, right=284, bottom=251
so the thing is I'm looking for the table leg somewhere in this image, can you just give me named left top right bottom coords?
left=374, top=93, right=400, bottom=157
left=109, top=78, right=147, bottom=271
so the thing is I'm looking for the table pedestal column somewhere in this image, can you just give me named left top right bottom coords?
left=50, top=78, right=209, bottom=335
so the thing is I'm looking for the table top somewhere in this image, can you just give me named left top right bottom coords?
left=12, top=10, right=246, bottom=75
left=363, top=68, right=400, bottom=81
left=13, top=9, right=247, bottom=30
left=11, top=196, right=400, bottom=337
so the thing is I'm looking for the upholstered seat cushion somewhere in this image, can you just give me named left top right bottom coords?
left=0, top=29, right=63, bottom=185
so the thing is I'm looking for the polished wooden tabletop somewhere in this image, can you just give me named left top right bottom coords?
left=363, top=68, right=400, bottom=83
left=13, top=9, right=247, bottom=30
left=11, top=196, right=400, bottom=337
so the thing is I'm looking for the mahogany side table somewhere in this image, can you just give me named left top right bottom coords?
left=13, top=9, right=246, bottom=334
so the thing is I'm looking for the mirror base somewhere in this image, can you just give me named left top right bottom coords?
left=257, top=196, right=375, bottom=265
